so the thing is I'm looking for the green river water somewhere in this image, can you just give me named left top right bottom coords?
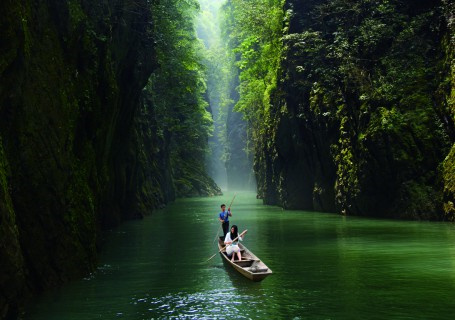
left=23, top=192, right=455, bottom=319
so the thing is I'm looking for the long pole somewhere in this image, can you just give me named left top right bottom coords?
left=212, top=193, right=237, bottom=244
left=206, top=229, right=247, bottom=262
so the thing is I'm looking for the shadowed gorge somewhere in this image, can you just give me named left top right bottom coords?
left=0, top=0, right=454, bottom=319
left=0, top=0, right=219, bottom=318
left=221, top=0, right=454, bottom=219
left=196, top=0, right=256, bottom=191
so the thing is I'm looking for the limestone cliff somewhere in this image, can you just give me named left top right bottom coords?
left=0, top=1, right=155, bottom=317
left=0, top=0, right=219, bottom=318
left=255, top=0, right=455, bottom=219
left=441, top=0, right=455, bottom=220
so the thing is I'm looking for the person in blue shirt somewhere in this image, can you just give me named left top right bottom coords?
left=218, top=204, right=232, bottom=239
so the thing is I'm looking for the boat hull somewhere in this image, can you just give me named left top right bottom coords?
left=218, top=239, right=272, bottom=282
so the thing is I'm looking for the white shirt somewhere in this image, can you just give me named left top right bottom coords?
left=224, top=232, right=242, bottom=245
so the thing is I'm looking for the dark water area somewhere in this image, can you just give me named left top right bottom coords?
left=23, top=192, right=455, bottom=319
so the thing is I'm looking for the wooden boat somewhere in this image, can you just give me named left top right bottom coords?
left=218, top=238, right=272, bottom=281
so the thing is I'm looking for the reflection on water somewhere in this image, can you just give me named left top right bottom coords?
left=24, top=192, right=455, bottom=319
left=131, top=288, right=270, bottom=319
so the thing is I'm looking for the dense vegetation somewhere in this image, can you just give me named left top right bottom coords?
left=221, top=0, right=454, bottom=220
left=0, top=0, right=454, bottom=318
left=0, top=0, right=218, bottom=318
left=143, top=0, right=219, bottom=198
left=196, top=0, right=230, bottom=188
left=197, top=0, right=255, bottom=190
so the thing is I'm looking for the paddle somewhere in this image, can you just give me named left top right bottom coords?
left=212, top=193, right=237, bottom=244
left=205, top=229, right=247, bottom=262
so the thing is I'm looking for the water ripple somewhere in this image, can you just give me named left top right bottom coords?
left=130, top=289, right=270, bottom=319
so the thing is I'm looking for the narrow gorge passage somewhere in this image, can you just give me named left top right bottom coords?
left=1, top=1, right=454, bottom=319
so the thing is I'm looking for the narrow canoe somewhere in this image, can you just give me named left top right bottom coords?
left=218, top=238, right=272, bottom=282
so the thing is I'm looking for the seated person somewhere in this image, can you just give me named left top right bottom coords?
left=224, top=225, right=247, bottom=262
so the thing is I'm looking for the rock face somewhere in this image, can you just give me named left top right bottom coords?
left=0, top=0, right=219, bottom=318
left=256, top=0, right=455, bottom=219
left=225, top=77, right=256, bottom=191
left=0, top=1, right=153, bottom=317
left=441, top=0, right=455, bottom=220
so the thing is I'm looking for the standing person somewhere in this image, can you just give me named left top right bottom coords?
left=224, top=225, right=247, bottom=262
left=218, top=204, right=232, bottom=239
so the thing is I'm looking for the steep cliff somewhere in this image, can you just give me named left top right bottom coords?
left=0, top=0, right=219, bottom=318
left=0, top=1, right=154, bottom=317
left=252, top=0, right=454, bottom=219
left=221, top=0, right=454, bottom=219
left=225, top=75, right=256, bottom=191
left=441, top=0, right=455, bottom=220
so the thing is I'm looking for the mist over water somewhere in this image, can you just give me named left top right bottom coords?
left=197, top=0, right=255, bottom=192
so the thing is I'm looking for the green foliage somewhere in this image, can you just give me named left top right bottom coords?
left=222, top=0, right=453, bottom=218
left=146, top=0, right=219, bottom=196
left=443, top=145, right=455, bottom=220
left=221, top=0, right=285, bottom=143
left=196, top=0, right=232, bottom=152
left=438, top=0, right=455, bottom=220
left=296, top=0, right=451, bottom=217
